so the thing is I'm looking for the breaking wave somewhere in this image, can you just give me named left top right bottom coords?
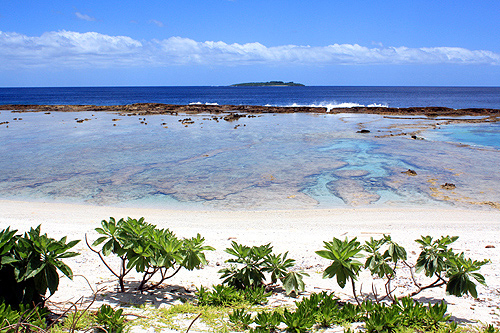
left=188, top=101, right=388, bottom=112
left=189, top=102, right=219, bottom=105
left=283, top=102, right=388, bottom=112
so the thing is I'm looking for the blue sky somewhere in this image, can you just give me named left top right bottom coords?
left=1, top=0, right=500, bottom=86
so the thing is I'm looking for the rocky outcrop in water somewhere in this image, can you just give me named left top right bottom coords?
left=441, top=183, right=457, bottom=190
left=2, top=103, right=500, bottom=120
left=402, top=169, right=418, bottom=176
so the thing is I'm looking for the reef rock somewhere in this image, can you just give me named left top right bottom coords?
left=402, top=169, right=418, bottom=176
left=440, top=183, right=456, bottom=190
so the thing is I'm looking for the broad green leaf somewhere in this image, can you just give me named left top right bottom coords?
left=282, top=271, right=308, bottom=295
left=46, top=264, right=60, bottom=295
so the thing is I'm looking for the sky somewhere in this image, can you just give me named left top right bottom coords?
left=1, top=0, right=500, bottom=87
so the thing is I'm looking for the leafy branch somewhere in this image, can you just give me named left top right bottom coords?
left=316, top=235, right=489, bottom=304
left=219, top=241, right=308, bottom=295
left=87, top=217, right=214, bottom=292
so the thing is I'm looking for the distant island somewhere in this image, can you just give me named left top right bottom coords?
left=230, top=81, right=305, bottom=87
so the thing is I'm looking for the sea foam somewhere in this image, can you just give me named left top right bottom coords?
left=189, top=102, right=219, bottom=105
left=284, top=102, right=388, bottom=112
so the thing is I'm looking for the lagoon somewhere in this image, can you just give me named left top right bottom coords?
left=1, top=110, right=499, bottom=210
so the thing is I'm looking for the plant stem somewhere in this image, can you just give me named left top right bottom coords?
left=351, top=279, right=360, bottom=306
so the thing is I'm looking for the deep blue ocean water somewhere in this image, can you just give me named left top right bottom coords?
left=1, top=86, right=500, bottom=210
left=1, top=86, right=500, bottom=109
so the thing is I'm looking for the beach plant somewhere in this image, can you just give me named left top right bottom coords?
left=252, top=310, right=283, bottom=332
left=196, top=285, right=245, bottom=307
left=212, top=291, right=457, bottom=333
left=362, top=235, right=408, bottom=301
left=413, top=235, right=489, bottom=298
left=315, top=237, right=364, bottom=303
left=219, top=241, right=308, bottom=295
left=220, top=242, right=272, bottom=290
left=94, top=304, right=126, bottom=333
left=228, top=308, right=253, bottom=330
left=483, top=325, right=500, bottom=333
left=242, top=285, right=272, bottom=305
left=317, top=235, right=489, bottom=303
left=88, top=217, right=214, bottom=292
left=0, top=225, right=79, bottom=308
left=51, top=309, right=96, bottom=333
left=0, top=302, right=49, bottom=332
left=282, top=307, right=315, bottom=333
left=195, top=284, right=271, bottom=307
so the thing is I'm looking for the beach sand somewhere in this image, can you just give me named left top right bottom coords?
left=1, top=199, right=499, bottom=330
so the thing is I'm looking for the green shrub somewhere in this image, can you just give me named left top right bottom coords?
left=196, top=284, right=271, bottom=307
left=252, top=310, right=282, bottom=332
left=0, top=302, right=48, bottom=331
left=228, top=308, right=253, bottom=330
left=196, top=285, right=245, bottom=307
left=219, top=241, right=308, bottom=295
left=95, top=304, right=126, bottom=333
left=89, top=217, right=214, bottom=292
left=316, top=235, right=489, bottom=302
left=235, top=293, right=454, bottom=333
left=0, top=226, right=79, bottom=308
left=316, top=237, right=364, bottom=289
left=282, top=307, right=315, bottom=333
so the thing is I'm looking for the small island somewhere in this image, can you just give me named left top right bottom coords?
left=230, top=81, right=305, bottom=87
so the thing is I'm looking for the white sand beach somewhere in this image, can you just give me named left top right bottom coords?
left=1, top=199, right=499, bottom=329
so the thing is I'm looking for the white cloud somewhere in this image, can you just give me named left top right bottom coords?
left=75, top=12, right=96, bottom=22
left=149, top=19, right=164, bottom=27
left=0, top=30, right=499, bottom=70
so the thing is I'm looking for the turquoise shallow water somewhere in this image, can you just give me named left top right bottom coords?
left=424, top=122, right=500, bottom=150
left=0, top=111, right=499, bottom=210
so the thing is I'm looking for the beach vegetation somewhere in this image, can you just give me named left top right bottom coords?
left=228, top=308, right=253, bottom=330
left=219, top=241, right=308, bottom=295
left=315, top=237, right=364, bottom=303
left=0, top=225, right=79, bottom=309
left=252, top=310, right=283, bottom=332
left=155, top=302, right=232, bottom=332
left=0, top=302, right=48, bottom=332
left=50, top=309, right=95, bottom=333
left=223, top=293, right=454, bottom=333
left=87, top=217, right=214, bottom=292
left=316, top=235, right=489, bottom=303
left=196, top=284, right=271, bottom=307
left=94, top=304, right=126, bottom=333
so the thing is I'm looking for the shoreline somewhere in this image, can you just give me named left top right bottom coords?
left=1, top=200, right=500, bottom=326
left=2, top=103, right=500, bottom=120
left=3, top=198, right=500, bottom=230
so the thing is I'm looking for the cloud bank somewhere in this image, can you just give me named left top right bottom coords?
left=1, top=30, right=499, bottom=69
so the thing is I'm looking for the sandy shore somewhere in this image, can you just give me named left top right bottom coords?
left=1, top=199, right=499, bottom=328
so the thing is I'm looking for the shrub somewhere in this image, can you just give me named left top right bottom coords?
left=238, top=293, right=453, bottom=333
left=0, top=226, right=79, bottom=308
left=0, top=301, right=49, bottom=331
left=195, top=284, right=271, bottom=307
left=252, top=310, right=283, bottom=332
left=95, top=304, right=126, bottom=333
left=219, top=241, right=308, bottom=295
left=228, top=308, right=253, bottom=330
left=88, top=217, right=214, bottom=292
left=316, top=235, right=489, bottom=302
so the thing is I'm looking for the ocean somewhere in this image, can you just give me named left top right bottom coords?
left=1, top=86, right=499, bottom=210
left=1, top=86, right=500, bottom=109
